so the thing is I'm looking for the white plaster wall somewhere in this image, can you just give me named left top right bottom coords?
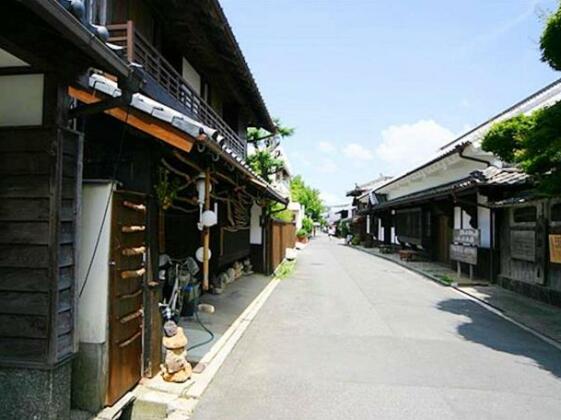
left=0, top=74, right=43, bottom=127
left=182, top=57, right=201, bottom=95
left=454, top=207, right=462, bottom=229
left=378, top=219, right=384, bottom=241
left=478, top=193, right=491, bottom=248
left=0, top=48, right=29, bottom=67
left=366, top=215, right=371, bottom=234
left=250, top=203, right=263, bottom=245
left=78, top=182, right=113, bottom=344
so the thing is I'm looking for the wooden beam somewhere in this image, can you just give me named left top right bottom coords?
left=68, top=86, right=195, bottom=153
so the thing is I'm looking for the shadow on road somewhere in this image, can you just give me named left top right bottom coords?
left=437, top=298, right=561, bottom=379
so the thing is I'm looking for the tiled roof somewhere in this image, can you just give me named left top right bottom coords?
left=87, top=73, right=287, bottom=204
left=371, top=167, right=530, bottom=210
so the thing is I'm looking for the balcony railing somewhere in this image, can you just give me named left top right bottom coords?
left=108, top=21, right=247, bottom=158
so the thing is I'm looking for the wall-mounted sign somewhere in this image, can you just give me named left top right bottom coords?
left=511, top=230, right=536, bottom=262
left=450, top=244, right=478, bottom=265
left=549, top=234, right=561, bottom=264
left=453, top=229, right=480, bottom=246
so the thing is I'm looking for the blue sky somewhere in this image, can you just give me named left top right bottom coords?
left=221, top=0, right=559, bottom=205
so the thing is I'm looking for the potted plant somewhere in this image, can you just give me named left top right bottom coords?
left=296, top=228, right=309, bottom=243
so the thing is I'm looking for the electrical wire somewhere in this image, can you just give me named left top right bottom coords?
left=79, top=104, right=132, bottom=297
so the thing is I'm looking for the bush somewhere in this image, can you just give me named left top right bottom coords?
left=296, top=228, right=308, bottom=238
left=351, top=236, right=361, bottom=246
left=302, top=216, right=314, bottom=235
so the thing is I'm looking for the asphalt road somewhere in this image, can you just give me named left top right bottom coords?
left=193, top=236, right=561, bottom=420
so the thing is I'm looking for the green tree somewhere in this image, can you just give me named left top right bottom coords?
left=482, top=102, right=561, bottom=195
left=247, top=118, right=295, bottom=145
left=291, top=175, right=324, bottom=221
left=480, top=4, right=561, bottom=195
left=246, top=149, right=284, bottom=183
left=540, top=3, right=561, bottom=70
left=246, top=118, right=295, bottom=182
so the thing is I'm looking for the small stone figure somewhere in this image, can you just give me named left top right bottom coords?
left=161, top=321, right=192, bottom=383
left=242, top=258, right=253, bottom=275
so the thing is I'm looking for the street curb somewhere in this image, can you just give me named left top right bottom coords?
left=348, top=245, right=561, bottom=353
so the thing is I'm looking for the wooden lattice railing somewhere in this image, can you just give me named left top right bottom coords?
left=108, top=21, right=247, bottom=158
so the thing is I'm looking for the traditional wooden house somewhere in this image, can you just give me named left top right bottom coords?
left=346, top=175, right=392, bottom=245
left=0, top=0, right=287, bottom=417
left=365, top=79, right=561, bottom=299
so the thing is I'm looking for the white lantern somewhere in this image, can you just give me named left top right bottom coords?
left=201, top=210, right=217, bottom=227
left=196, top=247, right=211, bottom=262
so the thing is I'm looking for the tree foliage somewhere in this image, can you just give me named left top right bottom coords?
left=481, top=102, right=561, bottom=194
left=540, top=3, right=561, bottom=70
left=290, top=175, right=324, bottom=221
left=246, top=149, right=284, bottom=183
left=247, top=118, right=295, bottom=144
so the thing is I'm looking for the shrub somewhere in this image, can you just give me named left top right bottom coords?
left=302, top=216, right=314, bottom=235
left=296, top=228, right=308, bottom=238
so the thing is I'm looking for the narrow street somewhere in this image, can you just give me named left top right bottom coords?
left=193, top=236, right=561, bottom=420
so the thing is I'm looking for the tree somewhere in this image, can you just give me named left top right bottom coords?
left=482, top=102, right=561, bottom=195
left=540, top=3, right=561, bottom=70
left=481, top=4, right=561, bottom=195
left=246, top=118, right=295, bottom=182
left=247, top=118, right=295, bottom=145
left=291, top=175, right=324, bottom=221
left=246, top=149, right=284, bottom=183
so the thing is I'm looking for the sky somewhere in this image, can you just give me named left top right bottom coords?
left=221, top=0, right=559, bottom=205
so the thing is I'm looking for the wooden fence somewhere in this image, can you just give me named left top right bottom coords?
left=267, top=219, right=296, bottom=274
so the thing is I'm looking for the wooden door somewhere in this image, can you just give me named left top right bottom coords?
left=106, top=191, right=147, bottom=406
left=437, top=215, right=451, bottom=263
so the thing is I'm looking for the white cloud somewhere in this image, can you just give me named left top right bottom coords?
left=318, top=141, right=336, bottom=154
left=375, top=119, right=455, bottom=174
left=342, top=143, right=374, bottom=160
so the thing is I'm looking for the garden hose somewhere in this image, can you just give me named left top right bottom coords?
left=186, top=295, right=215, bottom=352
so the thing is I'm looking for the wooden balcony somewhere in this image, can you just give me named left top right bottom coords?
left=108, top=22, right=247, bottom=158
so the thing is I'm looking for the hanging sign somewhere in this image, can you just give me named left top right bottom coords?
left=549, top=234, right=561, bottom=264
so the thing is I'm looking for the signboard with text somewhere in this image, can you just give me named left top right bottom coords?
left=511, top=230, right=536, bottom=262
left=453, top=229, right=480, bottom=246
left=549, top=234, right=561, bottom=264
left=450, top=244, right=478, bottom=265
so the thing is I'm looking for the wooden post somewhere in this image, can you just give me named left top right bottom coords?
left=202, top=170, right=211, bottom=291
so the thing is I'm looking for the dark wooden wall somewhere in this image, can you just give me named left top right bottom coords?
left=0, top=126, right=82, bottom=367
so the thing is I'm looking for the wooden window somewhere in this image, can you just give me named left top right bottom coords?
left=513, top=206, right=537, bottom=223
left=551, top=203, right=561, bottom=222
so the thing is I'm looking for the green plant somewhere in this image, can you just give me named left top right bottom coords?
left=274, top=259, right=296, bottom=279
left=351, top=236, right=361, bottom=246
left=439, top=275, right=455, bottom=285
left=291, top=176, right=324, bottom=222
left=541, top=4, right=561, bottom=71
left=338, top=219, right=350, bottom=238
left=302, top=216, right=314, bottom=234
left=154, top=168, right=182, bottom=210
left=246, top=149, right=285, bottom=183
left=482, top=102, right=561, bottom=195
left=271, top=202, right=294, bottom=222
left=296, top=228, right=308, bottom=238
